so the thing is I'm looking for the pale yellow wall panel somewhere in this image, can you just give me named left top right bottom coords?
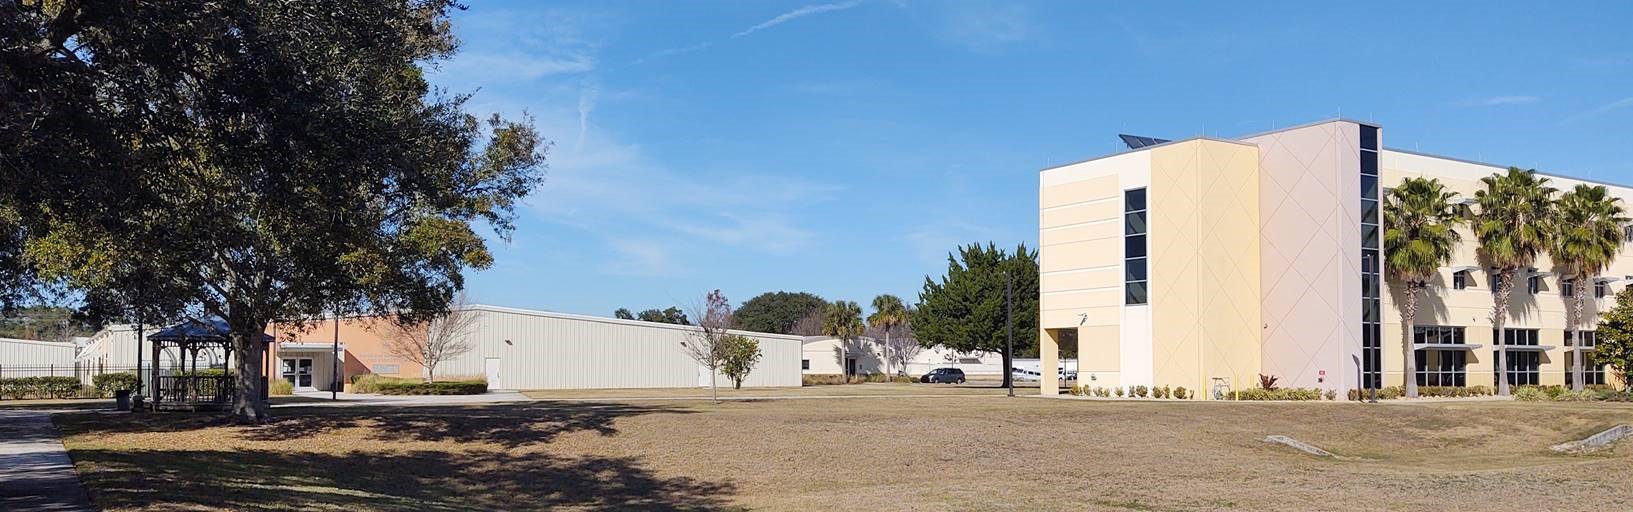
left=1041, top=175, right=1119, bottom=208
left=1040, top=221, right=1120, bottom=246
left=1041, top=241, right=1121, bottom=272
left=1040, top=269, right=1120, bottom=294
left=1041, top=200, right=1121, bottom=228
left=1041, top=289, right=1121, bottom=311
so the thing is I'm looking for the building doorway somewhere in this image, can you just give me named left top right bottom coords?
left=281, top=358, right=314, bottom=389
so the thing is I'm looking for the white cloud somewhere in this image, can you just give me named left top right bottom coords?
left=604, top=238, right=678, bottom=277
left=733, top=1, right=863, bottom=38
left=1563, top=96, right=1633, bottom=124
left=1456, top=95, right=1540, bottom=107
left=904, top=0, right=1034, bottom=53
left=635, top=1, right=862, bottom=64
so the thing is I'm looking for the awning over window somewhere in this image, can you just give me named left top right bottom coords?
left=1412, top=343, right=1483, bottom=351
left=1496, top=345, right=1556, bottom=352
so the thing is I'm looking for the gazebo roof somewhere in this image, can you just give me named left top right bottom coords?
left=150, top=319, right=272, bottom=343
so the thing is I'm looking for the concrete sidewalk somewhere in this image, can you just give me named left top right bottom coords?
left=0, top=410, right=93, bottom=512
left=272, top=390, right=533, bottom=408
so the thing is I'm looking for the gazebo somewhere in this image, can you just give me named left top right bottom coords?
left=148, top=319, right=269, bottom=411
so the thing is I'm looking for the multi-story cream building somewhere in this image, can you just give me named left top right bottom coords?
left=1038, top=119, right=1628, bottom=398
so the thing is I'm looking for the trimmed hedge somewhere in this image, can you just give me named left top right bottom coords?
left=376, top=380, right=488, bottom=395
left=1229, top=387, right=1323, bottom=401
left=0, top=376, right=83, bottom=400
left=93, top=372, right=140, bottom=396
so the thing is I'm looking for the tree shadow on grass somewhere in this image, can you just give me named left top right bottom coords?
left=255, top=402, right=693, bottom=448
left=60, top=401, right=696, bottom=449
left=72, top=448, right=739, bottom=511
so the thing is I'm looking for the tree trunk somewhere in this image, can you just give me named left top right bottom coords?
left=1494, top=272, right=1514, bottom=396
left=882, top=331, right=891, bottom=378
left=709, top=368, right=718, bottom=403
left=1403, top=284, right=1421, bottom=398
left=1000, top=343, right=1013, bottom=389
left=229, top=314, right=271, bottom=423
left=1572, top=278, right=1588, bottom=391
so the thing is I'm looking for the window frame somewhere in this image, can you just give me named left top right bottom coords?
left=1123, top=188, right=1149, bottom=306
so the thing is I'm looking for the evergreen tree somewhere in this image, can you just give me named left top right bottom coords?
left=911, top=243, right=1038, bottom=388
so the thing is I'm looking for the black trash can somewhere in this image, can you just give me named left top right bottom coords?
left=115, top=389, right=132, bottom=411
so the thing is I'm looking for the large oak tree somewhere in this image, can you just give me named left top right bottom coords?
left=912, top=243, right=1038, bottom=388
left=2, top=0, right=546, bottom=421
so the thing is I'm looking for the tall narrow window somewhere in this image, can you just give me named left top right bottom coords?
left=1124, top=188, right=1148, bottom=305
left=1595, top=281, right=1609, bottom=298
left=1562, top=279, right=1575, bottom=297
left=1359, top=124, right=1382, bottom=389
left=1452, top=271, right=1468, bottom=290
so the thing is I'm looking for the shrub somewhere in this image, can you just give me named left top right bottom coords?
left=1323, top=389, right=1336, bottom=401
left=1258, top=374, right=1279, bottom=390
left=803, top=374, right=893, bottom=386
left=269, top=379, right=294, bottom=396
left=1512, top=386, right=1548, bottom=401
left=93, top=372, right=141, bottom=397
left=1173, top=386, right=1189, bottom=400
left=1557, top=389, right=1598, bottom=402
left=1069, top=385, right=1084, bottom=396
left=376, top=380, right=487, bottom=395
left=1114, top=387, right=1124, bottom=398
left=1229, top=387, right=1322, bottom=401
left=1094, top=387, right=1110, bottom=398
left=0, top=376, right=82, bottom=400
left=1155, top=385, right=1170, bottom=399
left=351, top=374, right=404, bottom=394
left=1131, top=385, right=1149, bottom=398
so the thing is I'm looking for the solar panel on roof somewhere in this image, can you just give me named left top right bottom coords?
left=1118, top=134, right=1170, bottom=150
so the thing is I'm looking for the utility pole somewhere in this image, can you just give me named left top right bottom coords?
left=1006, top=271, right=1014, bottom=398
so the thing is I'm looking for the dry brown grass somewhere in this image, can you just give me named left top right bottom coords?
left=55, top=394, right=1633, bottom=511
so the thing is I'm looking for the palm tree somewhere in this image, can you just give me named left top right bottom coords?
left=1550, top=184, right=1628, bottom=390
left=868, top=294, right=909, bottom=377
left=1383, top=177, right=1465, bottom=398
left=1473, top=168, right=1556, bottom=396
left=823, top=300, right=864, bottom=380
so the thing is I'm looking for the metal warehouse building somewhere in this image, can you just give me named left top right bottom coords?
left=0, top=337, right=78, bottom=378
left=417, top=305, right=806, bottom=390
left=257, top=304, right=806, bottom=391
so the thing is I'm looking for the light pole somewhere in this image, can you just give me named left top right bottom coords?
left=1006, top=270, right=1014, bottom=398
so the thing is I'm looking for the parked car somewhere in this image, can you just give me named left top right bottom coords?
left=920, top=368, right=966, bottom=384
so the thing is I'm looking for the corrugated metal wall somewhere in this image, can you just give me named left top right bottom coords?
left=0, top=338, right=77, bottom=368
left=436, top=306, right=803, bottom=389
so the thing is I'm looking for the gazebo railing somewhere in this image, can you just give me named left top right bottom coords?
left=155, top=375, right=234, bottom=410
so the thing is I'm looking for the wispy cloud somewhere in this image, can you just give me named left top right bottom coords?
left=633, top=42, right=713, bottom=65
left=733, top=1, right=863, bottom=38
left=1456, top=95, right=1540, bottom=107
left=635, top=1, right=862, bottom=64
left=1563, top=96, right=1633, bottom=124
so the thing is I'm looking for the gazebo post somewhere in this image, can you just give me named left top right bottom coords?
left=150, top=336, right=161, bottom=408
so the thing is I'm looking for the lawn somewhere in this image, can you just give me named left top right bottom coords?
left=520, top=382, right=1027, bottom=399
left=54, top=393, right=1633, bottom=511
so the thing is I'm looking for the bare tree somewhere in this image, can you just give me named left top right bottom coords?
left=681, top=289, right=734, bottom=403
left=385, top=291, right=479, bottom=383
left=886, top=322, right=925, bottom=376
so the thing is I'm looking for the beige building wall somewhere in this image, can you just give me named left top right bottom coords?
left=1147, top=139, right=1262, bottom=397
left=1038, top=150, right=1152, bottom=394
left=1381, top=149, right=1633, bottom=389
left=1241, top=121, right=1365, bottom=394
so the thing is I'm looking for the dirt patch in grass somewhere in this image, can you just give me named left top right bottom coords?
left=56, top=396, right=1633, bottom=511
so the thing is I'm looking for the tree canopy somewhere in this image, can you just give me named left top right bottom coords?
left=2, top=0, right=546, bottom=420
left=733, top=291, right=826, bottom=334
left=912, top=243, right=1038, bottom=386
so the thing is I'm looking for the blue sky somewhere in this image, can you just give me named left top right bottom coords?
left=433, top=0, right=1633, bottom=317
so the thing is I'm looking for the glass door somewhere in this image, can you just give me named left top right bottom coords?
left=281, top=358, right=314, bottom=388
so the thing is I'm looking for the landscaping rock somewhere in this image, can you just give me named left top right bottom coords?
left=1262, top=435, right=1334, bottom=458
